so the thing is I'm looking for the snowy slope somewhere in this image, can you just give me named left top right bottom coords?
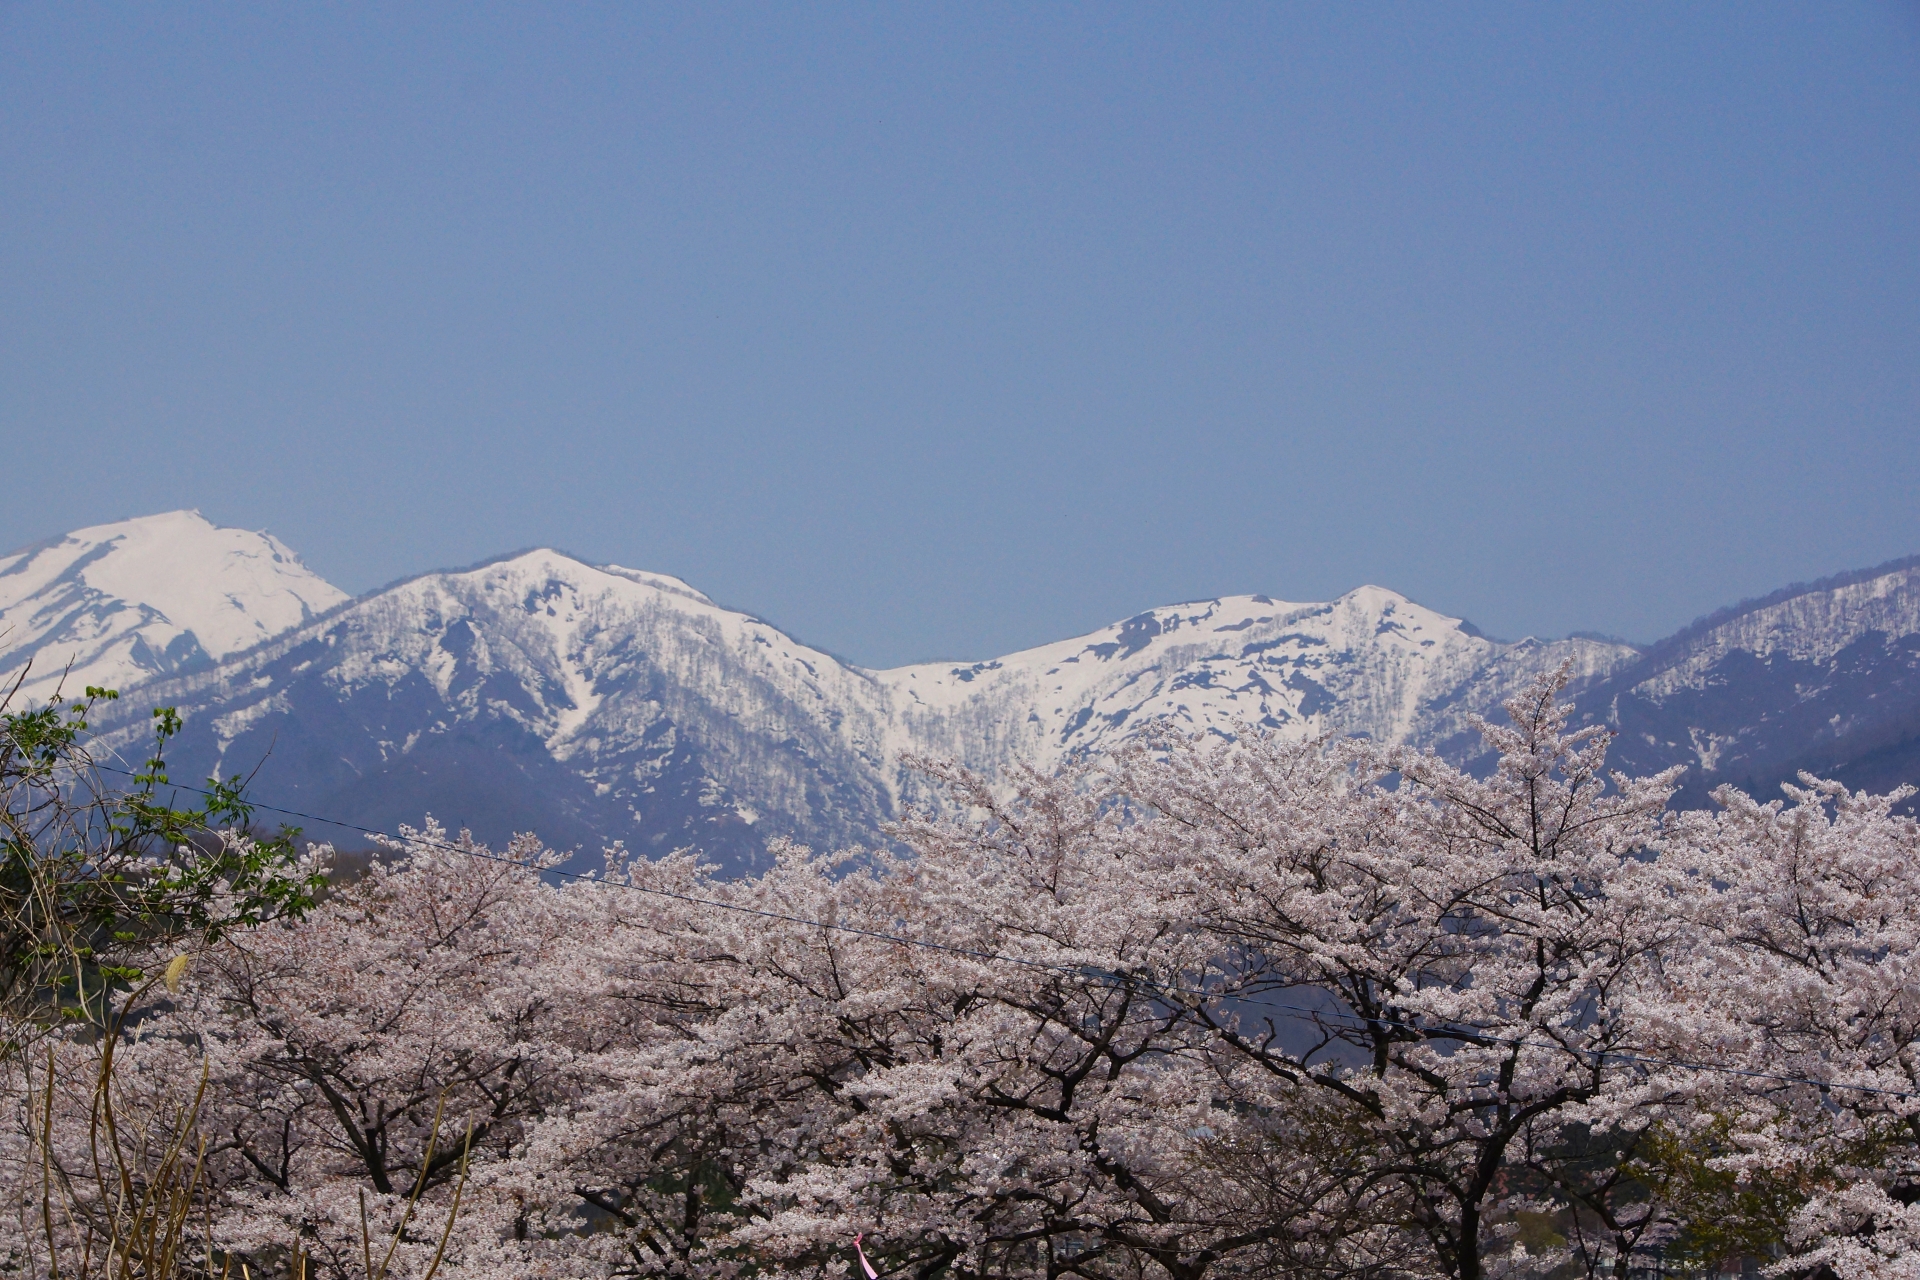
left=0, top=511, right=348, bottom=705
left=879, top=588, right=1635, bottom=777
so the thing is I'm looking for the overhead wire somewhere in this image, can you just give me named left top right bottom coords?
left=89, top=761, right=1920, bottom=1101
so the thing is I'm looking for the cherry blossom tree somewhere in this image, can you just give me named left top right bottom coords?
left=133, top=824, right=594, bottom=1279
left=720, top=765, right=1415, bottom=1280
left=1662, top=775, right=1920, bottom=1280
left=1114, top=670, right=1698, bottom=1280
left=5, top=669, right=1918, bottom=1280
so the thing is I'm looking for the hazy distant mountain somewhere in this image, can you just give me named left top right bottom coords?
left=22, top=511, right=1917, bottom=868
left=1573, top=556, right=1920, bottom=807
left=0, top=511, right=348, bottom=706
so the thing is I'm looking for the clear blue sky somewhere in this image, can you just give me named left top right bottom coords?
left=5, top=4, right=1917, bottom=666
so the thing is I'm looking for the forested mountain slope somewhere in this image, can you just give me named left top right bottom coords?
left=1573, top=556, right=1920, bottom=807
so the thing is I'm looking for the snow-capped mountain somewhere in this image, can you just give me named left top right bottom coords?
left=0, top=511, right=348, bottom=706
left=92, top=550, right=901, bottom=871
left=1575, top=556, right=1920, bottom=805
left=85, top=540, right=1636, bottom=870
left=21, top=510, right=1918, bottom=868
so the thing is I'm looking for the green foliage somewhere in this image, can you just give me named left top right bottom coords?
left=1627, top=1118, right=1803, bottom=1272
left=1512, top=1211, right=1567, bottom=1255
left=1, top=677, right=325, bottom=1033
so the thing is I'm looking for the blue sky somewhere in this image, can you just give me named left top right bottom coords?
left=4, top=4, right=1917, bottom=666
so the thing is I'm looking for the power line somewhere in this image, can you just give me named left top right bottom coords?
left=92, top=762, right=1920, bottom=1101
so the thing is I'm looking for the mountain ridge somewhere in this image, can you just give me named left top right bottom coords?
left=11, top=512, right=1918, bottom=867
left=73, top=534, right=1640, bottom=870
left=1574, top=556, right=1920, bottom=807
left=1594, top=552, right=1920, bottom=690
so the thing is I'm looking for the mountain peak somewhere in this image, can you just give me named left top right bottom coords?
left=0, top=510, right=348, bottom=704
left=418, top=548, right=720, bottom=611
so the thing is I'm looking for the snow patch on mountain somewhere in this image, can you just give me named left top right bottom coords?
left=1574, top=558, right=1920, bottom=801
